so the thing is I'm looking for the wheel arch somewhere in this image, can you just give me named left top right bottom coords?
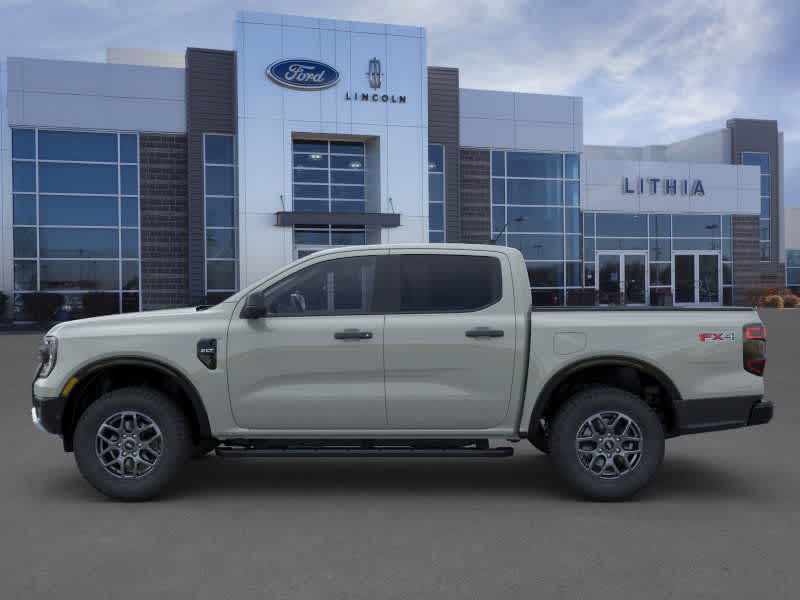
left=61, top=357, right=212, bottom=452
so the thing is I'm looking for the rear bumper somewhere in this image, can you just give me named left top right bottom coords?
left=676, top=395, right=773, bottom=435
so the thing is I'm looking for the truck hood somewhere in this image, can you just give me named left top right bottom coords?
left=46, top=305, right=227, bottom=337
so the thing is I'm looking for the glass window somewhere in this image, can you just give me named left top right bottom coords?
left=294, top=199, right=328, bottom=212
left=12, top=129, right=35, bottom=159
left=428, top=144, right=445, bottom=242
left=12, top=161, right=35, bottom=192
left=205, top=135, right=235, bottom=164
left=39, top=228, right=118, bottom=258
left=565, top=154, right=580, bottom=180
left=649, top=238, right=671, bottom=261
left=206, top=166, right=235, bottom=196
left=492, top=179, right=505, bottom=205
left=507, top=180, right=562, bottom=205
left=527, top=262, right=564, bottom=287
left=332, top=200, right=365, bottom=213
left=39, top=163, right=118, bottom=194
left=507, top=206, right=563, bottom=233
left=565, top=235, right=581, bottom=261
left=650, top=264, right=671, bottom=286
left=760, top=242, right=771, bottom=261
left=721, top=215, right=732, bottom=237
left=206, top=229, right=236, bottom=259
left=532, top=289, right=564, bottom=306
left=595, top=213, right=647, bottom=237
left=429, top=203, right=444, bottom=231
left=40, top=260, right=119, bottom=290
left=294, top=153, right=329, bottom=168
left=331, top=185, right=364, bottom=200
left=122, top=261, right=139, bottom=290
left=428, top=145, right=444, bottom=172
left=293, top=140, right=328, bottom=154
left=565, top=208, right=580, bottom=233
left=294, top=184, right=328, bottom=199
left=722, top=238, right=732, bottom=261
left=507, top=152, right=562, bottom=178
left=331, top=170, right=364, bottom=185
left=293, top=168, right=328, bottom=184
left=507, top=234, right=564, bottom=260
left=207, top=260, right=236, bottom=291
left=330, top=141, right=364, bottom=155
left=206, top=197, right=234, bottom=227
left=787, top=250, right=800, bottom=268
left=121, top=198, right=139, bottom=227
left=121, top=229, right=138, bottom=259
left=584, top=262, right=595, bottom=287
left=264, top=256, right=376, bottom=315
left=649, top=214, right=671, bottom=238
left=39, top=195, right=118, bottom=226
left=596, top=238, right=647, bottom=251
left=673, top=214, right=720, bottom=237
left=741, top=152, right=769, bottom=174
left=14, top=261, right=37, bottom=291
left=760, top=175, right=770, bottom=197
left=565, top=262, right=581, bottom=286
left=583, top=238, right=594, bottom=262
left=491, top=151, right=505, bottom=177
left=761, top=197, right=770, bottom=219
left=428, top=173, right=444, bottom=204
left=120, top=135, right=138, bottom=163
left=294, top=229, right=329, bottom=245
left=673, top=238, right=721, bottom=251
left=13, top=228, right=36, bottom=258
left=759, top=219, right=770, bottom=241
left=38, top=131, right=117, bottom=162
left=331, top=156, right=363, bottom=170
left=13, top=194, right=36, bottom=225
left=121, top=165, right=138, bottom=195
left=384, top=255, right=501, bottom=313
left=331, top=229, right=366, bottom=245
left=583, top=213, right=594, bottom=236
left=565, top=181, right=580, bottom=206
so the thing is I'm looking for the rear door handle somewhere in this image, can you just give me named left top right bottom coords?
left=465, top=327, right=504, bottom=338
left=334, top=329, right=373, bottom=340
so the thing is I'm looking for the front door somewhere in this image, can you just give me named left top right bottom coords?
left=596, top=252, right=648, bottom=305
left=226, top=253, right=387, bottom=430
left=672, top=252, right=721, bottom=306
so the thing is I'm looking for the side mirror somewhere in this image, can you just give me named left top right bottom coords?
left=240, top=292, right=267, bottom=319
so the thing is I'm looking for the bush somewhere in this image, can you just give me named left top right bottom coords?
left=22, top=293, right=64, bottom=325
left=782, top=294, right=799, bottom=308
left=82, top=292, right=119, bottom=317
left=747, top=287, right=791, bottom=306
left=761, top=295, right=784, bottom=309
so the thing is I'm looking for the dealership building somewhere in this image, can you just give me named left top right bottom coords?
left=0, top=10, right=789, bottom=319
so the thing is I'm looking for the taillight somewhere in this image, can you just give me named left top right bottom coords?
left=743, top=322, right=766, bottom=376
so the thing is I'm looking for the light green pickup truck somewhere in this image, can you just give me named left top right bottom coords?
left=32, top=244, right=771, bottom=501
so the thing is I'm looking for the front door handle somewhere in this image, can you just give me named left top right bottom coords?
left=465, top=327, right=504, bottom=338
left=334, top=329, right=373, bottom=340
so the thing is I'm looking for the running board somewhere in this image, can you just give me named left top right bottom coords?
left=215, top=446, right=514, bottom=458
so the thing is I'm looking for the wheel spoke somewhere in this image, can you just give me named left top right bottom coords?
left=575, top=410, right=643, bottom=480
left=95, top=410, right=163, bottom=479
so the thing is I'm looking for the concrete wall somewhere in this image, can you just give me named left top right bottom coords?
left=106, top=48, right=186, bottom=69
left=586, top=130, right=731, bottom=164
left=459, top=89, right=582, bottom=152
left=6, top=58, right=185, bottom=133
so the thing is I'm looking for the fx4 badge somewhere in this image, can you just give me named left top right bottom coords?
left=698, top=331, right=735, bottom=344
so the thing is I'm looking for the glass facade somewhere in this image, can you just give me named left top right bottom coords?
left=491, top=150, right=580, bottom=305
left=204, top=134, right=238, bottom=302
left=787, top=250, right=800, bottom=288
left=428, top=144, right=444, bottom=242
left=11, top=128, right=140, bottom=319
left=742, top=152, right=770, bottom=261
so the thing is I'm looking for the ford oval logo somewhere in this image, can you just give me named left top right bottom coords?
left=267, top=59, right=340, bottom=90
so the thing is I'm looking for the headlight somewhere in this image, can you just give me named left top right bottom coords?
left=37, top=336, right=58, bottom=378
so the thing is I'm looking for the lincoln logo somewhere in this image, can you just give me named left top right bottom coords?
left=266, top=59, right=340, bottom=90
left=367, top=57, right=382, bottom=89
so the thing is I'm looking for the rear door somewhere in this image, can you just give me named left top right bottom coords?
left=379, top=250, right=518, bottom=429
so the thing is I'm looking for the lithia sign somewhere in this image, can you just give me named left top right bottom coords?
left=623, top=177, right=705, bottom=196
left=267, top=57, right=407, bottom=103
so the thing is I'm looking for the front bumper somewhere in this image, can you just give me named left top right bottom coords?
left=676, top=395, right=773, bottom=435
left=31, top=394, right=66, bottom=435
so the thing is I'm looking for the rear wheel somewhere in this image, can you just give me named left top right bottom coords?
left=549, top=385, right=664, bottom=501
left=73, top=386, right=192, bottom=501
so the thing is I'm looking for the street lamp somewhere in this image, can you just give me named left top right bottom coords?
left=490, top=216, right=527, bottom=244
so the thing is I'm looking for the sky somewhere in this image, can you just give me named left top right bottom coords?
left=1, top=0, right=798, bottom=202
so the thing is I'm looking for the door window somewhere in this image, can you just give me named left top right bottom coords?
left=380, top=255, right=502, bottom=313
left=263, top=256, right=376, bottom=316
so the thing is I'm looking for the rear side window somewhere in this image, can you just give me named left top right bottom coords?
left=380, top=254, right=502, bottom=313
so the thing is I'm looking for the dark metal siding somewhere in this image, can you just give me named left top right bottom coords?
left=427, top=67, right=460, bottom=242
left=186, top=48, right=237, bottom=303
left=459, top=149, right=491, bottom=243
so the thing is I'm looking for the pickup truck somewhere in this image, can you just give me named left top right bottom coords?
left=31, top=244, right=772, bottom=501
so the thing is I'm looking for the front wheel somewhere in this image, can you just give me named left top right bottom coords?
left=73, top=387, right=193, bottom=501
left=549, top=385, right=665, bottom=501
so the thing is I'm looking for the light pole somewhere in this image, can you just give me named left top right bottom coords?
left=490, top=216, right=527, bottom=244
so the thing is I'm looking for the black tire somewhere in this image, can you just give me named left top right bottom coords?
left=549, top=385, right=665, bottom=501
left=528, top=428, right=549, bottom=454
left=192, top=438, right=219, bottom=459
left=73, top=386, right=193, bottom=501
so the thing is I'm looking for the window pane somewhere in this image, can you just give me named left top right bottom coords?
left=491, top=151, right=505, bottom=177
left=492, top=179, right=505, bottom=205
left=121, top=165, right=138, bottom=195
left=565, top=235, right=581, bottom=260
left=760, top=175, right=770, bottom=196
left=331, top=230, right=366, bottom=245
left=332, top=200, right=365, bottom=213
left=760, top=219, right=770, bottom=240
left=428, top=173, right=444, bottom=203
left=742, top=152, right=769, bottom=174
left=492, top=207, right=505, bottom=234
left=12, top=129, right=35, bottom=159
left=650, top=263, right=671, bottom=286
left=121, top=229, right=139, bottom=258
left=723, top=263, right=732, bottom=285
left=120, top=134, right=138, bottom=163
left=40, top=260, right=119, bottom=290
left=508, top=206, right=563, bottom=233
left=13, top=227, right=36, bottom=258
left=787, top=250, right=800, bottom=268
left=265, top=256, right=375, bottom=314
left=565, top=208, right=580, bottom=233
left=673, top=214, right=720, bottom=237
left=331, top=185, right=364, bottom=200
left=761, top=197, right=770, bottom=218
left=507, top=234, right=564, bottom=260
left=584, top=262, right=595, bottom=286
left=760, top=242, right=770, bottom=261
left=565, top=181, right=579, bottom=206
left=583, top=238, right=594, bottom=262
left=40, top=228, right=118, bottom=258
left=673, top=238, right=721, bottom=251
left=429, top=231, right=444, bottom=243
left=38, top=130, right=117, bottom=162
left=527, top=262, right=564, bottom=287
left=293, top=140, right=328, bottom=154
left=122, top=261, right=139, bottom=290
left=121, top=197, right=139, bottom=226
left=507, top=179, right=562, bottom=205
left=428, top=144, right=444, bottom=172
left=40, top=195, right=118, bottom=226
left=429, top=203, right=444, bottom=231
left=331, top=155, right=363, bottom=169
left=388, top=255, right=501, bottom=313
left=583, top=213, right=595, bottom=236
left=12, top=161, right=35, bottom=192
left=293, top=168, right=329, bottom=183
left=206, top=197, right=234, bottom=227
left=294, top=199, right=329, bottom=212
left=565, top=154, right=580, bottom=179
left=532, top=289, right=564, bottom=307
left=788, top=268, right=800, bottom=284
left=330, top=141, right=364, bottom=155
left=205, top=135, right=234, bottom=164
left=294, top=184, right=329, bottom=199
left=721, top=215, right=732, bottom=237
left=294, top=229, right=329, bottom=245
left=507, top=152, right=562, bottom=178
left=206, top=229, right=236, bottom=258
left=649, top=238, right=671, bottom=261
left=122, top=293, right=140, bottom=313
left=595, top=213, right=647, bottom=237
left=294, top=153, right=329, bottom=168
left=331, top=170, right=364, bottom=185
left=13, top=194, right=36, bottom=225
left=207, top=260, right=236, bottom=290
left=39, top=163, right=118, bottom=194
left=596, top=238, right=647, bottom=251
left=206, top=166, right=235, bottom=195
left=649, top=214, right=671, bottom=237
left=14, top=261, right=37, bottom=290
left=722, top=238, right=732, bottom=261
left=566, top=262, right=581, bottom=286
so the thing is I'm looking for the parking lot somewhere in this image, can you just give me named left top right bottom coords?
left=1, top=309, right=797, bottom=599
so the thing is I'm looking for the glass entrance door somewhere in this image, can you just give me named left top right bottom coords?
left=672, top=252, right=721, bottom=306
left=596, top=252, right=648, bottom=305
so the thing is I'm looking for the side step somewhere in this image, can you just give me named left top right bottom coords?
left=215, top=445, right=513, bottom=458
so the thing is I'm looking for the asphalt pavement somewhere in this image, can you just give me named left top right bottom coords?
left=1, top=309, right=797, bottom=599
